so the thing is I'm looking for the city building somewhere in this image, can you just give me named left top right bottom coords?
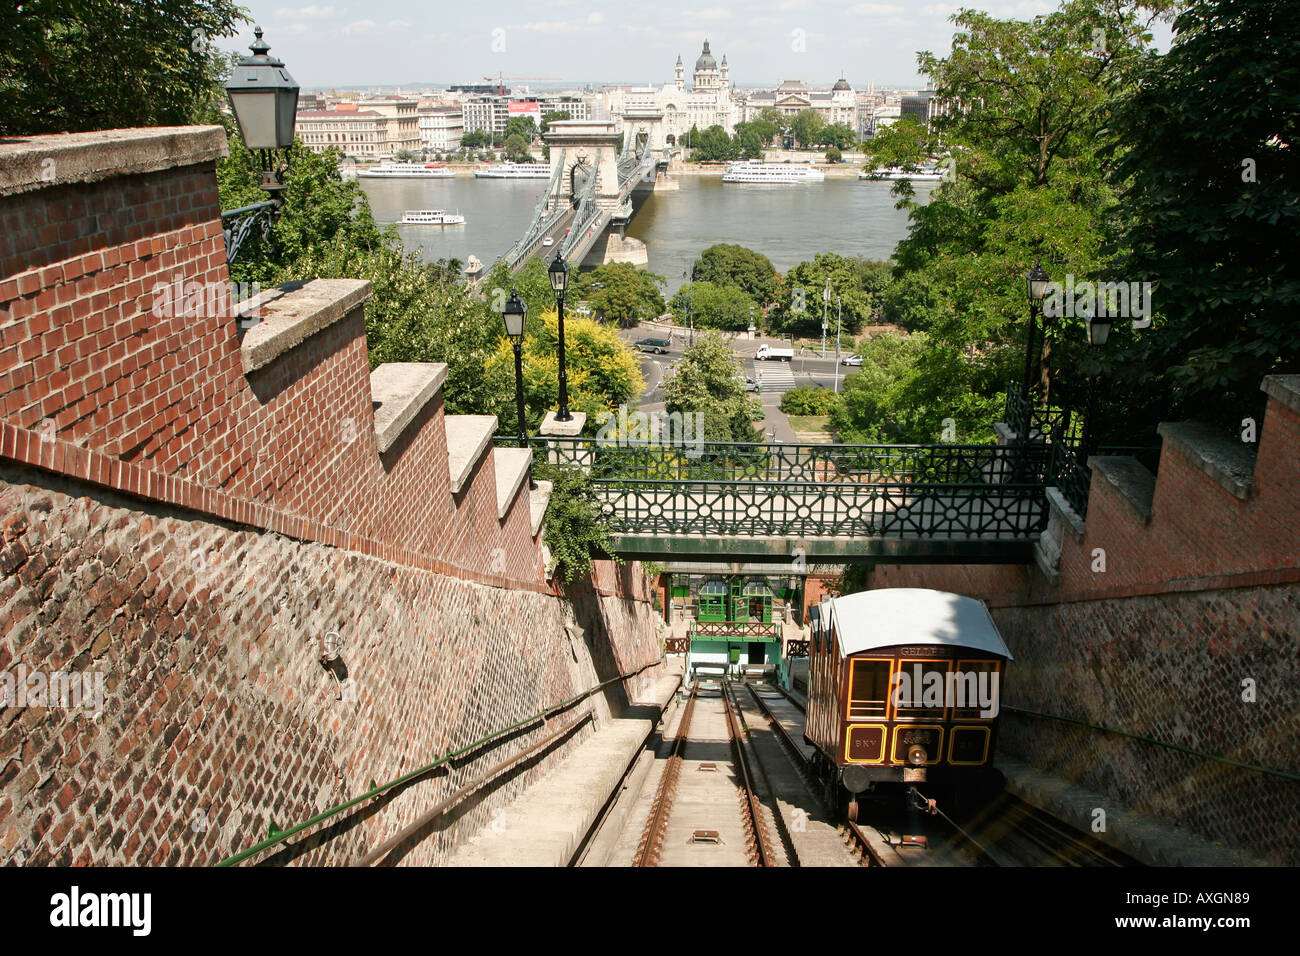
left=461, top=95, right=507, bottom=136
left=741, top=78, right=858, bottom=130
left=418, top=104, right=463, bottom=152
left=601, top=40, right=743, bottom=144
left=295, top=108, right=387, bottom=159
left=357, top=99, right=420, bottom=154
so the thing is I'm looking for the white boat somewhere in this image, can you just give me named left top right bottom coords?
left=399, top=209, right=465, bottom=225
left=474, top=161, right=552, bottom=179
left=722, top=161, right=825, bottom=184
left=859, top=166, right=945, bottom=181
left=357, top=161, right=455, bottom=179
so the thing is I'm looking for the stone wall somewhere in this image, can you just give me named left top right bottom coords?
left=861, top=376, right=1300, bottom=864
left=0, top=128, right=663, bottom=866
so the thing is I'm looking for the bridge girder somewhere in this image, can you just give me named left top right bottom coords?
left=608, top=534, right=1036, bottom=565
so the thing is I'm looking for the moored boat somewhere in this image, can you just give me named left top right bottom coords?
left=399, top=209, right=466, bottom=225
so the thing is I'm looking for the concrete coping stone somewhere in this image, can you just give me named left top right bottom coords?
left=1089, top=455, right=1156, bottom=522
left=494, top=447, right=533, bottom=520
left=1044, top=485, right=1086, bottom=538
left=240, top=279, right=373, bottom=374
left=1156, top=421, right=1256, bottom=501
left=529, top=480, right=553, bottom=537
left=369, top=363, right=448, bottom=455
left=443, top=415, right=498, bottom=494
left=0, top=126, right=229, bottom=197
left=1262, top=374, right=1300, bottom=416
left=538, top=410, right=587, bottom=438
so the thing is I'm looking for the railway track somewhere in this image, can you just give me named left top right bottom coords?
left=631, top=679, right=779, bottom=867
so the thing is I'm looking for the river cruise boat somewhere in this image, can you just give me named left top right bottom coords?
left=859, top=166, right=945, bottom=181
left=399, top=209, right=465, bottom=225
left=474, top=162, right=552, bottom=179
left=722, top=161, right=825, bottom=183
left=357, top=161, right=454, bottom=179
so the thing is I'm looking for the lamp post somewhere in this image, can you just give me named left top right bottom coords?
left=548, top=251, right=572, bottom=422
left=1022, top=260, right=1050, bottom=397
left=501, top=289, right=537, bottom=488
left=222, top=27, right=299, bottom=265
left=1079, top=296, right=1113, bottom=466
left=821, top=278, right=830, bottom=358
left=833, top=295, right=843, bottom=394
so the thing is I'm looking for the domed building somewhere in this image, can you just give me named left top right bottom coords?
left=741, top=75, right=858, bottom=130
left=605, top=39, right=741, bottom=147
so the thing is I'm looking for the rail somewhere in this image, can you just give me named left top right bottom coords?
left=216, top=655, right=663, bottom=866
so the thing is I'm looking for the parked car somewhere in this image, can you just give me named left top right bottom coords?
left=636, top=337, right=671, bottom=354
left=734, top=374, right=760, bottom=392
left=841, top=353, right=863, bottom=366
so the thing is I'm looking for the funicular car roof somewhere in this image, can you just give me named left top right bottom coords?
left=822, top=589, right=1012, bottom=660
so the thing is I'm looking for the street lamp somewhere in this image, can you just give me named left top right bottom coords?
left=500, top=289, right=537, bottom=488
left=1079, top=294, right=1113, bottom=465
left=833, top=296, right=843, bottom=394
left=821, top=278, right=831, bottom=358
left=548, top=251, right=572, bottom=422
left=1022, top=260, right=1050, bottom=395
left=222, top=27, right=299, bottom=266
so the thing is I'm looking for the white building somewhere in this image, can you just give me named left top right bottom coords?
left=741, top=78, right=858, bottom=130
left=602, top=40, right=743, bottom=144
left=418, top=104, right=463, bottom=152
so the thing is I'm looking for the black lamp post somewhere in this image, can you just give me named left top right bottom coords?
left=222, top=27, right=299, bottom=265
left=548, top=251, right=572, bottom=422
left=1079, top=295, right=1113, bottom=465
left=1022, top=260, right=1050, bottom=395
left=501, top=289, right=537, bottom=488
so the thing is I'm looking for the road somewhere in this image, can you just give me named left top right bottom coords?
left=617, top=324, right=861, bottom=443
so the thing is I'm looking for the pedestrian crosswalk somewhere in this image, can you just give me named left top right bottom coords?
left=755, top=363, right=796, bottom=393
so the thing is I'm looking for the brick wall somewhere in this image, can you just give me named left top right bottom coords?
left=862, top=378, right=1300, bottom=863
left=0, top=127, right=663, bottom=864
left=0, top=472, right=661, bottom=865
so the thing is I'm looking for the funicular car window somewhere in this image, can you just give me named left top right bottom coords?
left=950, top=660, right=1000, bottom=720
left=847, top=659, right=891, bottom=719
left=892, top=660, right=953, bottom=719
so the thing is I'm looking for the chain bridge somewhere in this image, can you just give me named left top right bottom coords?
left=501, top=113, right=671, bottom=273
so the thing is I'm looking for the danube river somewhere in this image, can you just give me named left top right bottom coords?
left=358, top=173, right=936, bottom=294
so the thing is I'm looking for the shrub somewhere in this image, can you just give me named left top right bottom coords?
left=780, top=385, right=838, bottom=416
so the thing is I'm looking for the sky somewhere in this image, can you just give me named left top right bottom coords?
left=222, top=0, right=1171, bottom=91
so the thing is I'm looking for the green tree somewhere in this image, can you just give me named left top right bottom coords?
left=532, top=462, right=619, bottom=586
left=663, top=332, right=762, bottom=443
left=573, top=263, right=666, bottom=325
left=1104, top=0, right=1300, bottom=432
left=769, top=254, right=883, bottom=336
left=791, top=110, right=825, bottom=148
left=814, top=123, right=856, bottom=149
left=504, top=115, right=536, bottom=142
left=691, top=124, right=739, bottom=162
left=692, top=244, right=780, bottom=306
left=825, top=146, right=842, bottom=164
left=503, top=132, right=532, bottom=162
left=670, top=282, right=756, bottom=331
left=0, top=0, right=245, bottom=135
left=461, top=130, right=489, bottom=149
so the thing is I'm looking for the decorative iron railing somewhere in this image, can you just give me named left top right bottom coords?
left=688, top=621, right=782, bottom=639
left=1003, top=382, right=1080, bottom=445
left=785, top=640, right=810, bottom=658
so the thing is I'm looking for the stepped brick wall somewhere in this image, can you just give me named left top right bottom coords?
left=0, top=128, right=662, bottom=865
left=862, top=377, right=1300, bottom=864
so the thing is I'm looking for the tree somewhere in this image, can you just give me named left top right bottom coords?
left=0, top=0, right=245, bottom=135
left=540, top=110, right=571, bottom=134
left=691, top=124, right=739, bottom=162
left=573, top=263, right=667, bottom=325
left=1104, top=0, right=1300, bottom=432
left=670, top=282, right=756, bottom=331
left=503, top=133, right=532, bottom=163
left=825, top=146, right=842, bottom=164
left=504, top=115, right=536, bottom=142
left=769, top=254, right=884, bottom=336
left=663, top=332, right=762, bottom=443
left=791, top=110, right=825, bottom=148
left=814, top=123, right=856, bottom=149
left=461, top=130, right=489, bottom=149
left=872, top=1, right=1176, bottom=436
left=692, top=244, right=781, bottom=306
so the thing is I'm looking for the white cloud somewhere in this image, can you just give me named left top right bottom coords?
left=516, top=21, right=577, bottom=33
left=587, top=12, right=604, bottom=25
left=275, top=5, right=335, bottom=17
left=684, top=7, right=732, bottom=19
left=848, top=2, right=904, bottom=14
left=341, top=19, right=375, bottom=35
left=389, top=19, right=411, bottom=29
